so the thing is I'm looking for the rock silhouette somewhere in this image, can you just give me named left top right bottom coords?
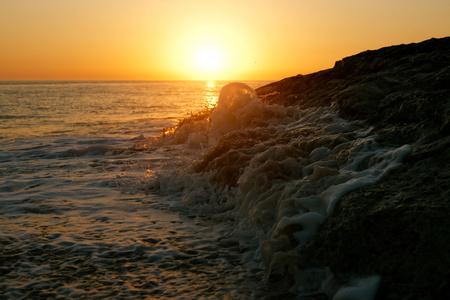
left=257, top=37, right=450, bottom=300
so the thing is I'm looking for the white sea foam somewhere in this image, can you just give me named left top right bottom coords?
left=0, top=81, right=411, bottom=298
left=0, top=81, right=279, bottom=299
left=149, top=82, right=412, bottom=297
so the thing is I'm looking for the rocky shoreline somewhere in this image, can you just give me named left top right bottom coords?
left=256, top=37, right=450, bottom=299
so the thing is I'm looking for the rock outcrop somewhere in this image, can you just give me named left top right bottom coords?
left=256, top=37, right=450, bottom=299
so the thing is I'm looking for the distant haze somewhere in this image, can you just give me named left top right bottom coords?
left=1, top=0, right=449, bottom=81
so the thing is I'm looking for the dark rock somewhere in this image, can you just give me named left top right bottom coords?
left=257, top=37, right=450, bottom=300
left=193, top=128, right=274, bottom=187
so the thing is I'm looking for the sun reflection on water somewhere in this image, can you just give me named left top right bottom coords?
left=161, top=80, right=218, bottom=138
left=203, top=80, right=218, bottom=110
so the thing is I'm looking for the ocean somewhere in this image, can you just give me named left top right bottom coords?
left=0, top=80, right=410, bottom=299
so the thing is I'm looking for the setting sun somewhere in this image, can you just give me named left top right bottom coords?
left=1, top=1, right=450, bottom=298
left=193, top=45, right=225, bottom=73
left=0, top=0, right=449, bottom=81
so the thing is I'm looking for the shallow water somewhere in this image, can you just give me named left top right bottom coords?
left=0, top=81, right=409, bottom=299
left=0, top=81, right=279, bottom=299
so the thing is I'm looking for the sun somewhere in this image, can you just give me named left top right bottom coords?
left=192, top=44, right=225, bottom=73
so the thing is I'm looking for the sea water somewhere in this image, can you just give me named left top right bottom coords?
left=0, top=81, right=410, bottom=299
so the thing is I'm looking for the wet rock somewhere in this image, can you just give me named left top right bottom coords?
left=194, top=128, right=274, bottom=187
left=257, top=37, right=450, bottom=300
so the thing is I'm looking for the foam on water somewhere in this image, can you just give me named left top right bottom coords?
left=1, top=81, right=411, bottom=299
left=0, top=135, right=270, bottom=298
left=146, top=82, right=412, bottom=298
left=1, top=81, right=282, bottom=299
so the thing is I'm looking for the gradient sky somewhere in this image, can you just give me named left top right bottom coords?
left=1, top=0, right=449, bottom=81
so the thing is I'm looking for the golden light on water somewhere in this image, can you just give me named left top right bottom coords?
left=204, top=80, right=218, bottom=110
left=161, top=80, right=218, bottom=138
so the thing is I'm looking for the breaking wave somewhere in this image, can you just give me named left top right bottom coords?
left=136, top=82, right=411, bottom=299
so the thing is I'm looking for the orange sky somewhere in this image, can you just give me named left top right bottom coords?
left=1, top=0, right=449, bottom=81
